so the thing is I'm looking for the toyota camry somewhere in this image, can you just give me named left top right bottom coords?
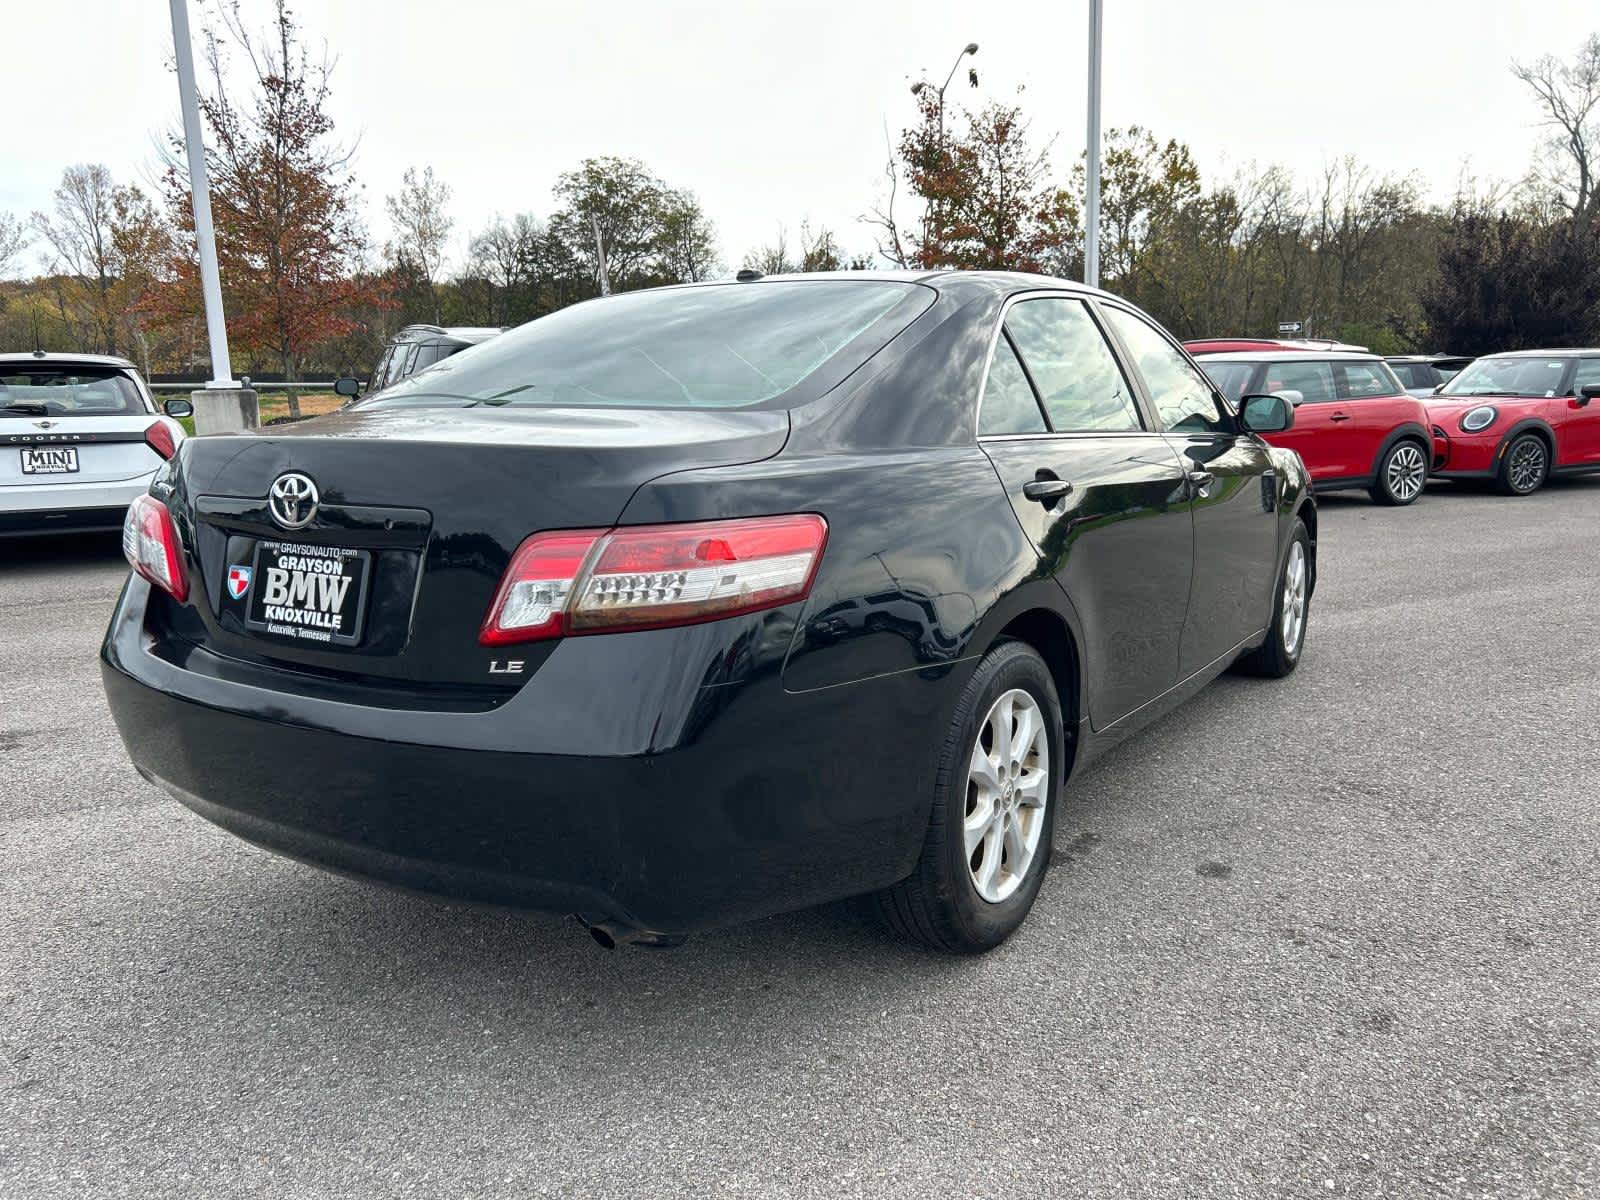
left=102, top=271, right=1317, bottom=952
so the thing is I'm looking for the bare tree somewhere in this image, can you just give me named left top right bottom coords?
left=32, top=164, right=123, bottom=352
left=386, top=165, right=454, bottom=322
left=1513, top=34, right=1600, bottom=225
left=0, top=212, right=29, bottom=279
left=743, top=224, right=794, bottom=275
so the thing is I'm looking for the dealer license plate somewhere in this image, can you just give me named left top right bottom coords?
left=21, top=447, right=79, bottom=474
left=244, top=541, right=370, bottom=646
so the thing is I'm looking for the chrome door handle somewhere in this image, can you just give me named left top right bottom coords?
left=1186, top=469, right=1215, bottom=490
left=1023, top=477, right=1074, bottom=504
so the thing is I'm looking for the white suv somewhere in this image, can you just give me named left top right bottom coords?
left=0, top=352, right=188, bottom=538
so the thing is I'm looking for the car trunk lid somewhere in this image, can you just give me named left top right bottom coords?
left=1, top=414, right=166, bottom=486
left=162, top=403, right=790, bottom=692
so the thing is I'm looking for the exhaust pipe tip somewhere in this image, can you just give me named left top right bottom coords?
left=574, top=914, right=687, bottom=951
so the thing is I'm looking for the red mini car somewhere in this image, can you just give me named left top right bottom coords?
left=1186, top=347, right=1431, bottom=505
left=1426, top=349, right=1600, bottom=495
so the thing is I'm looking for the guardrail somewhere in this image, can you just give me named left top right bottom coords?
left=148, top=381, right=342, bottom=392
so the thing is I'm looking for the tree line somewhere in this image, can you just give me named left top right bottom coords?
left=1, top=3, right=1596, bottom=412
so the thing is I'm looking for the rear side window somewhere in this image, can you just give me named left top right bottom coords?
left=367, top=281, right=931, bottom=410
left=1004, top=299, right=1141, bottom=432
left=978, top=337, right=1047, bottom=435
left=1336, top=362, right=1400, bottom=399
left=1261, top=361, right=1336, bottom=404
left=0, top=367, right=145, bottom=417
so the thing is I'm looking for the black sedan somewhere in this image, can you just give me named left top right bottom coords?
left=103, top=271, right=1316, bottom=952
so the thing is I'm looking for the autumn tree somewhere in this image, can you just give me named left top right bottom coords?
left=153, top=0, right=381, bottom=415
left=385, top=165, right=453, bottom=322
left=873, top=90, right=1074, bottom=271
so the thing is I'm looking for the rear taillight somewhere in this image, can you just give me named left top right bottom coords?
left=144, top=420, right=177, bottom=461
left=122, top=494, right=188, bottom=602
left=479, top=514, right=828, bottom=646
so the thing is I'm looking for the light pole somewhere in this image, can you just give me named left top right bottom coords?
left=1085, top=0, right=1103, bottom=289
left=168, top=0, right=235, bottom=388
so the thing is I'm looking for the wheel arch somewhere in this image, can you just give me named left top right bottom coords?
left=1369, top=422, right=1433, bottom=482
left=1496, top=418, right=1557, bottom=464
left=982, top=603, right=1083, bottom=781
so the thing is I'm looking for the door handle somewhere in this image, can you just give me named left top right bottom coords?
left=1022, top=476, right=1074, bottom=504
left=1186, top=469, right=1215, bottom=491
left=1329, top=412, right=1351, bottom=422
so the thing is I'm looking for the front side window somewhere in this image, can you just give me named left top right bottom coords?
left=365, top=281, right=931, bottom=411
left=1103, top=306, right=1229, bottom=433
left=978, top=337, right=1048, bottom=435
left=1260, top=361, right=1337, bottom=404
left=1335, top=362, right=1401, bottom=399
left=0, top=366, right=146, bottom=417
left=1571, top=358, right=1600, bottom=392
left=1004, top=299, right=1141, bottom=433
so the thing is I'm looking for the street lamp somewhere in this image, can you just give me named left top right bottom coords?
left=1085, top=0, right=1103, bottom=288
left=910, top=41, right=979, bottom=147
left=910, top=42, right=979, bottom=262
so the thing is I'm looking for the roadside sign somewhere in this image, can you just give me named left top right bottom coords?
left=1277, top=321, right=1304, bottom=334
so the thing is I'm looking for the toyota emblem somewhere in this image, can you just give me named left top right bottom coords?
left=267, top=472, right=320, bottom=530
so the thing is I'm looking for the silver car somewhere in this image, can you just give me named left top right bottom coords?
left=0, top=352, right=188, bottom=538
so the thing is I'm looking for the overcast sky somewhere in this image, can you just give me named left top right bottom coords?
left=5, top=0, right=1596, bottom=275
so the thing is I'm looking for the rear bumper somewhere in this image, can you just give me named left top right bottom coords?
left=0, top=474, right=152, bottom=536
left=100, top=578, right=941, bottom=934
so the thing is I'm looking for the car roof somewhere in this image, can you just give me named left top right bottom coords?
left=644, top=268, right=1122, bottom=299
left=1194, top=350, right=1385, bottom=364
left=395, top=324, right=505, bottom=343
left=0, top=351, right=138, bottom=369
left=1481, top=348, right=1600, bottom=358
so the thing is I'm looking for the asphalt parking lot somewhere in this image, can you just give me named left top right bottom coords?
left=2, top=479, right=1598, bottom=1200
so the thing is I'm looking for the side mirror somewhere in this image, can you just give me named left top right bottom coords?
left=1239, top=393, right=1295, bottom=434
left=1577, top=383, right=1600, bottom=407
left=162, top=397, right=194, bottom=419
left=333, top=376, right=361, bottom=399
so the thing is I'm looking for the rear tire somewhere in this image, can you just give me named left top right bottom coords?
left=1370, top=439, right=1427, bottom=506
left=1235, top=517, right=1310, bottom=679
left=1496, top=433, right=1549, bottom=496
left=875, top=640, right=1062, bottom=953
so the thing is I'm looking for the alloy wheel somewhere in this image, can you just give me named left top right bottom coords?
left=964, top=688, right=1050, bottom=904
left=1281, top=541, right=1308, bottom=657
left=1385, top=444, right=1426, bottom=503
left=1508, top=438, right=1547, bottom=493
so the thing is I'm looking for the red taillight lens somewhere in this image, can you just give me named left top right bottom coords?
left=144, top=420, right=177, bottom=461
left=478, top=514, right=828, bottom=646
left=121, top=494, right=188, bottom=601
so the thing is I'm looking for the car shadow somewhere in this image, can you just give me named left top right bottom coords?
left=0, top=530, right=125, bottom=571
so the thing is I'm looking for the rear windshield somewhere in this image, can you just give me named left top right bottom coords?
left=0, top=366, right=145, bottom=417
left=1199, top=361, right=1255, bottom=402
left=1441, top=356, right=1570, bottom=398
left=361, top=281, right=931, bottom=411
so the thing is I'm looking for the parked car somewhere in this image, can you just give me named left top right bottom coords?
left=342, top=324, right=504, bottom=398
left=1185, top=346, right=1430, bottom=505
left=1183, top=337, right=1369, bottom=355
left=1385, top=354, right=1474, bottom=399
left=1425, top=349, right=1600, bottom=495
left=103, top=272, right=1315, bottom=953
left=0, top=351, right=189, bottom=538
